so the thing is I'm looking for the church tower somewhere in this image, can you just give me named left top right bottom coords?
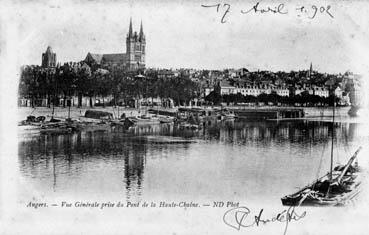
left=126, top=19, right=146, bottom=70
left=41, top=46, right=57, bottom=68
left=138, top=21, right=146, bottom=68
left=308, top=62, right=313, bottom=80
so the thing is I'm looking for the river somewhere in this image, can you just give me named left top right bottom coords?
left=18, top=117, right=369, bottom=206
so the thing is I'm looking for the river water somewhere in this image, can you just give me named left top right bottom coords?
left=17, top=117, right=369, bottom=206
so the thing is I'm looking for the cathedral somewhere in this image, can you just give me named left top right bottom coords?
left=84, top=19, right=146, bottom=70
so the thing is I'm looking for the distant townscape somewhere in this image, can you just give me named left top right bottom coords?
left=19, top=19, right=362, bottom=109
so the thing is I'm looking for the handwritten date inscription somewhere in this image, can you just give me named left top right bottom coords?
left=201, top=2, right=334, bottom=23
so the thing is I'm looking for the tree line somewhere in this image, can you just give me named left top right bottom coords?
left=19, top=64, right=200, bottom=108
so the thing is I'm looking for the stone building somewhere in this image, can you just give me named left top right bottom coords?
left=41, top=46, right=57, bottom=68
left=84, top=19, right=146, bottom=70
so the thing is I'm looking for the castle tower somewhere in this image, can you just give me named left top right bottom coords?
left=41, top=46, right=57, bottom=68
left=126, top=19, right=146, bottom=70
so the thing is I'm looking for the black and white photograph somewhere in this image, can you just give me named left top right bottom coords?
left=1, top=0, right=369, bottom=234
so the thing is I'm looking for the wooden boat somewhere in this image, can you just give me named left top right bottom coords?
left=281, top=92, right=363, bottom=207
left=221, top=113, right=236, bottom=120
left=281, top=147, right=362, bottom=206
left=39, top=121, right=81, bottom=135
left=179, top=122, right=200, bottom=130
left=159, top=116, right=175, bottom=123
left=145, top=136, right=196, bottom=144
left=84, top=110, right=113, bottom=120
left=109, top=118, right=135, bottom=130
left=18, top=115, right=47, bottom=126
left=127, top=115, right=160, bottom=125
left=40, top=127, right=74, bottom=135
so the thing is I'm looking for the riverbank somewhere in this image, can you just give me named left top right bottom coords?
left=17, top=106, right=179, bottom=122
left=18, top=106, right=352, bottom=121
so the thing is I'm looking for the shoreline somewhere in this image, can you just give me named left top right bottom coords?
left=17, top=106, right=351, bottom=121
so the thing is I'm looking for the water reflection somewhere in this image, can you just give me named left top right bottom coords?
left=204, top=121, right=357, bottom=147
left=18, top=120, right=360, bottom=200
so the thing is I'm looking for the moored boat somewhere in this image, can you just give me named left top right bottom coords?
left=281, top=88, right=362, bottom=207
left=39, top=121, right=81, bottom=135
left=179, top=122, right=201, bottom=130
left=127, top=115, right=160, bottom=125
left=159, top=116, right=175, bottom=123
left=220, top=108, right=236, bottom=120
left=221, top=113, right=236, bottom=120
left=281, top=147, right=362, bottom=207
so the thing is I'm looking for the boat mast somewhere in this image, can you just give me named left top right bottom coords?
left=326, top=85, right=335, bottom=198
left=329, top=91, right=335, bottom=182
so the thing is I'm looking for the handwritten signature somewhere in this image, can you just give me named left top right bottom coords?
left=222, top=206, right=306, bottom=235
left=201, top=2, right=334, bottom=23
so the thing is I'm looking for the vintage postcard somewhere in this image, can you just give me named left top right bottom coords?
left=1, top=0, right=369, bottom=234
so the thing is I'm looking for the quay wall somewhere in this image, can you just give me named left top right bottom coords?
left=225, top=106, right=350, bottom=117
left=302, top=107, right=350, bottom=118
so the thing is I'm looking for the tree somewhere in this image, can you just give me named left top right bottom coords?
left=75, top=64, right=92, bottom=107
left=94, top=68, right=111, bottom=107
left=205, top=91, right=221, bottom=105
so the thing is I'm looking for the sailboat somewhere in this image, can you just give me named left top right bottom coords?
left=281, top=93, right=363, bottom=206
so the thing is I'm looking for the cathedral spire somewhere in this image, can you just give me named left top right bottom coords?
left=139, top=20, right=145, bottom=41
left=308, top=62, right=313, bottom=80
left=46, top=46, right=53, bottom=53
left=128, top=17, right=133, bottom=37
left=139, top=21, right=143, bottom=35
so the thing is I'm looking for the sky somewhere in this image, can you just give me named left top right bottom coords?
left=3, top=0, right=369, bottom=73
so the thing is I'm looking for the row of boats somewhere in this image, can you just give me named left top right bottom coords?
left=19, top=107, right=237, bottom=134
left=111, top=107, right=237, bottom=130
